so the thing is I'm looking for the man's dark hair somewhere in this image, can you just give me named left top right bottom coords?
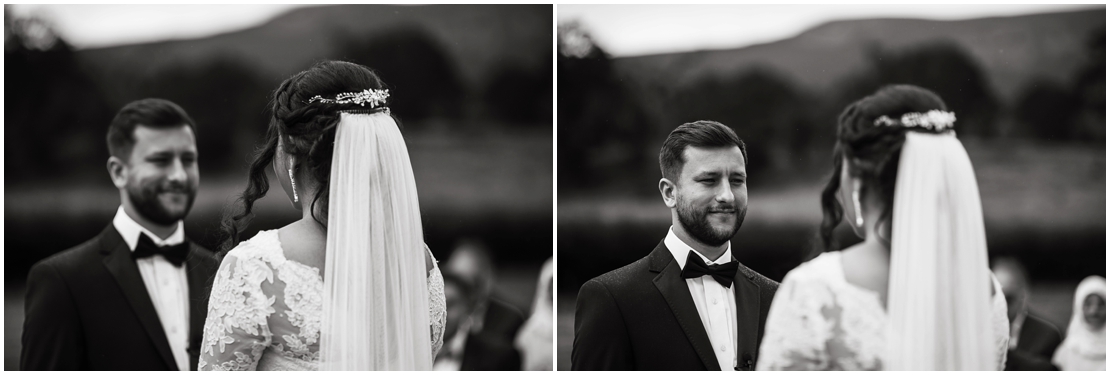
left=658, top=120, right=748, bottom=181
left=106, top=98, right=196, bottom=161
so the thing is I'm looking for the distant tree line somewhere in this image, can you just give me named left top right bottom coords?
left=6, top=12, right=551, bottom=183
left=557, top=22, right=1106, bottom=195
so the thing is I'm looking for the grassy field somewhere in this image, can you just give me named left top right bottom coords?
left=559, top=139, right=1105, bottom=286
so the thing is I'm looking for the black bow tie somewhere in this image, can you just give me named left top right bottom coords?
left=681, top=251, right=738, bottom=288
left=132, top=233, right=189, bottom=267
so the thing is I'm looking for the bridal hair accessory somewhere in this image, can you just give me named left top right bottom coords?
left=873, top=110, right=956, bottom=131
left=288, top=167, right=299, bottom=202
left=307, top=88, right=390, bottom=108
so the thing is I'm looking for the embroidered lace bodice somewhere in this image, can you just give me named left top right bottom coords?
left=756, top=251, right=1009, bottom=371
left=198, top=230, right=446, bottom=371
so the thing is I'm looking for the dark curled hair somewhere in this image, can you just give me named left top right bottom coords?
left=659, top=120, right=748, bottom=181
left=107, top=98, right=196, bottom=161
left=818, top=85, right=949, bottom=251
left=218, top=60, right=392, bottom=254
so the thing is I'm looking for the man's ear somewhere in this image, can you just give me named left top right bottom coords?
left=107, top=156, right=128, bottom=189
left=659, top=178, right=677, bottom=208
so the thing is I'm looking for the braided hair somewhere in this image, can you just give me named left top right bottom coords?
left=817, top=85, right=949, bottom=251
left=218, top=60, right=391, bottom=254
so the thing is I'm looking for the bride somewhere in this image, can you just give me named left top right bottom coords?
left=756, top=85, right=1009, bottom=370
left=199, top=61, right=445, bottom=370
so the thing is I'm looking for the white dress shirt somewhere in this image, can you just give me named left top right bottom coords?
left=112, top=206, right=191, bottom=371
left=665, top=227, right=738, bottom=371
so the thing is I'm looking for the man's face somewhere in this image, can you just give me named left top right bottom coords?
left=1083, top=293, right=1105, bottom=329
left=123, top=125, right=199, bottom=225
left=674, top=146, right=748, bottom=246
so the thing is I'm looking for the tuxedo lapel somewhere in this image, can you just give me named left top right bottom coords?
left=648, top=241, right=720, bottom=371
left=184, top=242, right=211, bottom=371
left=99, top=225, right=178, bottom=371
left=731, top=246, right=762, bottom=369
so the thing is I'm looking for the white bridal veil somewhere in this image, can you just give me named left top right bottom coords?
left=885, top=131, right=997, bottom=370
left=319, top=111, right=432, bottom=370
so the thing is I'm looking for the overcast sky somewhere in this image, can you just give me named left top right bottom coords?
left=7, top=4, right=309, bottom=49
left=558, top=4, right=1103, bottom=57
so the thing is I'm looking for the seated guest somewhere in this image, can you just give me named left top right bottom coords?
left=434, top=271, right=521, bottom=371
left=992, top=257, right=1063, bottom=370
left=515, top=258, right=553, bottom=371
left=1053, top=275, right=1105, bottom=371
left=443, top=239, right=526, bottom=343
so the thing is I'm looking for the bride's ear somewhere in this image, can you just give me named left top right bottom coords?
left=659, top=178, right=677, bottom=208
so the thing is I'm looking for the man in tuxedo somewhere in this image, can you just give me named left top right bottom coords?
left=573, top=120, right=778, bottom=371
left=992, top=258, right=1063, bottom=371
left=21, top=98, right=220, bottom=371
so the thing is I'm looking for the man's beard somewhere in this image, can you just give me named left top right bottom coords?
left=677, top=196, right=746, bottom=247
left=127, top=178, right=196, bottom=225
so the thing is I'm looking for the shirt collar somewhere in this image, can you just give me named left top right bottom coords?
left=665, top=226, right=733, bottom=270
left=112, top=206, right=185, bottom=251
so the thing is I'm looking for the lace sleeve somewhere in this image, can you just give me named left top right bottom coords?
left=756, top=272, right=831, bottom=370
left=199, top=253, right=277, bottom=371
left=427, top=252, right=446, bottom=358
left=989, top=274, right=1011, bottom=371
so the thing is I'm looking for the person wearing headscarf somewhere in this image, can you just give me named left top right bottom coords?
left=1052, top=275, right=1106, bottom=371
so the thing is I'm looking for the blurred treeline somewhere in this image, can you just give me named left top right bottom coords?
left=558, top=9, right=1105, bottom=196
left=6, top=4, right=552, bottom=184
left=5, top=5, right=553, bottom=283
left=557, top=8, right=1104, bottom=288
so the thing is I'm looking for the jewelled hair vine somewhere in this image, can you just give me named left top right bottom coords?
left=306, top=88, right=390, bottom=108
left=873, top=110, right=956, bottom=131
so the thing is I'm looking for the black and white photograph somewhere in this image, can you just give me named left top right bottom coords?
left=558, top=4, right=1105, bottom=371
left=5, top=4, right=552, bottom=371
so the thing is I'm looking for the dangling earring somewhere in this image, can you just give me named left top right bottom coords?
left=852, top=189, right=863, bottom=227
left=288, top=167, right=299, bottom=203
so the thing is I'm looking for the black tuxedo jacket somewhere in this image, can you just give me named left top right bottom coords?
left=458, top=298, right=525, bottom=370
left=20, top=224, right=220, bottom=371
left=572, top=240, right=778, bottom=371
left=1005, top=312, right=1064, bottom=371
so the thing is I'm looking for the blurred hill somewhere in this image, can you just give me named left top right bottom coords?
left=76, top=5, right=550, bottom=95
left=7, top=4, right=552, bottom=184
left=614, top=8, right=1104, bottom=104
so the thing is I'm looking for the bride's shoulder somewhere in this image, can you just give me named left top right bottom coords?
left=782, top=251, right=842, bottom=284
left=223, top=230, right=284, bottom=266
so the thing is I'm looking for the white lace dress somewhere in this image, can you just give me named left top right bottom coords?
left=756, top=251, right=1009, bottom=371
left=198, top=230, right=446, bottom=371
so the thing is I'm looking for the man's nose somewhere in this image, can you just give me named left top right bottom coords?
left=715, top=182, right=734, bottom=203
left=166, top=158, right=187, bottom=182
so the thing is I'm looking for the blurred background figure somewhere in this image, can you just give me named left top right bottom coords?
left=4, top=5, right=551, bottom=370
left=992, top=257, right=1063, bottom=370
left=1053, top=275, right=1106, bottom=371
left=557, top=4, right=1104, bottom=370
left=434, top=238, right=526, bottom=370
left=515, top=258, right=553, bottom=371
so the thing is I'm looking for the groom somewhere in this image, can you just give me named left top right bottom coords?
left=21, top=98, right=220, bottom=371
left=572, top=120, right=778, bottom=371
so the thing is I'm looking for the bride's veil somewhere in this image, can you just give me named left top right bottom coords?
left=319, top=111, right=432, bottom=370
left=885, top=131, right=996, bottom=370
